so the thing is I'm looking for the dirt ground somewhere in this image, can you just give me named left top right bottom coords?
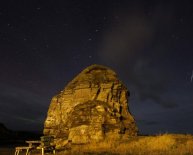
left=0, top=147, right=15, bottom=155
left=0, top=147, right=45, bottom=155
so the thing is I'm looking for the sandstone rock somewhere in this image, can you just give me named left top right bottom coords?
left=44, top=64, right=137, bottom=146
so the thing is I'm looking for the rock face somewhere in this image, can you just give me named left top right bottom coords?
left=44, top=64, right=137, bottom=145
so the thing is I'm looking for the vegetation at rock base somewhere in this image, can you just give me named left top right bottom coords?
left=56, top=134, right=193, bottom=155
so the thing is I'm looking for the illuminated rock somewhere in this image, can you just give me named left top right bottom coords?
left=44, top=64, right=137, bottom=146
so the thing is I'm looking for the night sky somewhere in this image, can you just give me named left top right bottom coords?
left=0, top=0, right=193, bottom=134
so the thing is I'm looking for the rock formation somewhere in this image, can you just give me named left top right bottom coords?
left=44, top=64, right=137, bottom=145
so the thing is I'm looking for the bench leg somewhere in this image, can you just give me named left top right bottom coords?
left=14, top=150, right=18, bottom=155
left=15, top=150, right=20, bottom=155
left=26, top=148, right=30, bottom=155
left=41, top=148, right=44, bottom=155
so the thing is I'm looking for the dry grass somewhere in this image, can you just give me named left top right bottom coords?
left=58, top=134, right=193, bottom=155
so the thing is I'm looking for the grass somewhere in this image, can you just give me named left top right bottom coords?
left=2, top=134, right=193, bottom=155
left=57, top=134, right=193, bottom=155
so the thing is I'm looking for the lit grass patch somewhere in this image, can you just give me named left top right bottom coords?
left=59, top=134, right=193, bottom=155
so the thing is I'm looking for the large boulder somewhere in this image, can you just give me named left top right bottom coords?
left=44, top=64, right=137, bottom=145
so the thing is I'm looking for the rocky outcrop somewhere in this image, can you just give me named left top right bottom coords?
left=44, top=64, right=137, bottom=146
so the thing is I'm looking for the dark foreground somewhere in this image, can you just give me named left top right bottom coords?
left=0, top=147, right=15, bottom=155
left=0, top=147, right=47, bottom=155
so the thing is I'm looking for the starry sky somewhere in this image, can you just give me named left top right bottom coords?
left=0, top=0, right=193, bottom=134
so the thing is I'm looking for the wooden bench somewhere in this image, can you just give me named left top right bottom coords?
left=36, top=136, right=56, bottom=155
left=15, top=146, right=32, bottom=155
left=15, top=136, right=56, bottom=155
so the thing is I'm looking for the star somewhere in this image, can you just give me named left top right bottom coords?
left=180, top=18, right=184, bottom=23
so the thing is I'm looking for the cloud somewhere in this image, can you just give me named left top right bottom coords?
left=137, top=92, right=178, bottom=109
left=97, top=3, right=178, bottom=109
left=0, top=83, right=48, bottom=130
left=99, top=14, right=154, bottom=64
left=98, top=2, right=174, bottom=64
left=137, top=119, right=159, bottom=126
left=129, top=58, right=179, bottom=109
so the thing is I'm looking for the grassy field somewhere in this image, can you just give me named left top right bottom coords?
left=1, top=134, right=193, bottom=155
left=60, top=134, right=193, bottom=155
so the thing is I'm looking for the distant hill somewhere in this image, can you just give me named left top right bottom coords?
left=0, top=123, right=42, bottom=145
left=0, top=123, right=11, bottom=138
